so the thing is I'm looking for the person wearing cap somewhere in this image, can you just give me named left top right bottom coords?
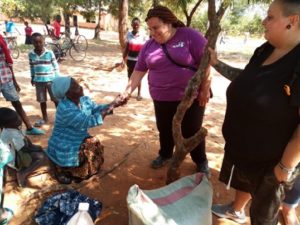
left=47, top=76, right=124, bottom=184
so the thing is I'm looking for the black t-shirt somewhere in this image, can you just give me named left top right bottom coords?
left=223, top=42, right=300, bottom=171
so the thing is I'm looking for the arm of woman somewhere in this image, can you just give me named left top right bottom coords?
left=61, top=106, right=104, bottom=130
left=208, top=47, right=242, bottom=82
left=274, top=109, right=300, bottom=182
left=123, top=70, right=147, bottom=99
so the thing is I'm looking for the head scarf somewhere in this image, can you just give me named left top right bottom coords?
left=51, top=76, right=72, bottom=100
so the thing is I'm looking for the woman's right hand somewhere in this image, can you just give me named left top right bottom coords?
left=208, top=47, right=218, bottom=67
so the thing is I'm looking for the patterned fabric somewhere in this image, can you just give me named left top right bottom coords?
left=47, top=96, right=108, bottom=167
left=29, top=48, right=60, bottom=82
left=55, top=137, right=104, bottom=180
left=0, top=35, right=13, bottom=84
left=126, top=31, right=148, bottom=61
left=34, top=190, right=102, bottom=225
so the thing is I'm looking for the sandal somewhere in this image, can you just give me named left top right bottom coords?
left=34, top=119, right=46, bottom=127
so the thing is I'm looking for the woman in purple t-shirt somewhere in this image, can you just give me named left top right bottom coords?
left=122, top=6, right=211, bottom=173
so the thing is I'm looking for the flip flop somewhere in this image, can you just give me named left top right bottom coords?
left=26, top=127, right=45, bottom=135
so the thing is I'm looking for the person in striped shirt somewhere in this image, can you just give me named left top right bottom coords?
left=47, top=76, right=125, bottom=184
left=29, top=32, right=60, bottom=127
left=122, top=17, right=148, bottom=101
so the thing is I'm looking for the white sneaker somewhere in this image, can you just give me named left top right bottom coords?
left=212, top=202, right=247, bottom=224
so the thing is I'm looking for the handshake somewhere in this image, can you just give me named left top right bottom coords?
left=101, top=93, right=130, bottom=118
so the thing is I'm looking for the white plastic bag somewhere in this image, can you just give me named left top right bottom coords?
left=66, top=203, right=94, bottom=225
left=127, top=173, right=213, bottom=225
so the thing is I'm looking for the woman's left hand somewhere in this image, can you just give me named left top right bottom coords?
left=198, top=88, right=210, bottom=106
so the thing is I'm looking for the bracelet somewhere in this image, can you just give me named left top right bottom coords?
left=278, top=161, right=295, bottom=174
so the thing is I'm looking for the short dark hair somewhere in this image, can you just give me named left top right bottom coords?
left=31, top=32, right=43, bottom=42
left=0, top=107, right=19, bottom=128
left=145, top=5, right=185, bottom=28
left=132, top=17, right=140, bottom=24
left=276, top=0, right=300, bottom=16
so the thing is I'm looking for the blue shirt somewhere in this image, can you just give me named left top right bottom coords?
left=29, top=48, right=60, bottom=82
left=5, top=21, right=15, bottom=33
left=47, top=96, right=108, bottom=167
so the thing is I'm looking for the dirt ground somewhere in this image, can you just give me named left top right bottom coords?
left=0, top=34, right=289, bottom=225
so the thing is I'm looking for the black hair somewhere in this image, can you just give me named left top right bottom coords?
left=55, top=15, right=62, bottom=23
left=132, top=17, right=140, bottom=24
left=145, top=5, right=185, bottom=28
left=31, top=32, right=43, bottom=42
left=276, top=0, right=300, bottom=16
left=0, top=108, right=19, bottom=128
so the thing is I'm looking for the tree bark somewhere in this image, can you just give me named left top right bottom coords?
left=94, top=0, right=102, bottom=39
left=63, top=11, right=71, bottom=37
left=118, top=0, right=128, bottom=50
left=166, top=0, right=230, bottom=184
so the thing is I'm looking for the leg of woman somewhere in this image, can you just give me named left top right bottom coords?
left=153, top=101, right=178, bottom=161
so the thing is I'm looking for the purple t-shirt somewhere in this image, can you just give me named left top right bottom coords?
left=135, top=27, right=207, bottom=101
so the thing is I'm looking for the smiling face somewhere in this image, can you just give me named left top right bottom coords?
left=147, top=17, right=173, bottom=44
left=262, top=1, right=290, bottom=45
left=132, top=20, right=140, bottom=33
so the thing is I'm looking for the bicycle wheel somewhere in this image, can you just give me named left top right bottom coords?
left=74, top=35, right=88, bottom=51
left=46, top=43, right=61, bottom=61
left=69, top=43, right=86, bottom=62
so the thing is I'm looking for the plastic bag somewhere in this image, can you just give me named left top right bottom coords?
left=66, top=203, right=94, bottom=225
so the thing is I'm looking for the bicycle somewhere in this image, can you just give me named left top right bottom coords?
left=3, top=34, right=20, bottom=59
left=46, top=35, right=87, bottom=62
left=44, top=25, right=87, bottom=62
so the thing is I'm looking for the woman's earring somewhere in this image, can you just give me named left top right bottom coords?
left=286, top=24, right=291, bottom=29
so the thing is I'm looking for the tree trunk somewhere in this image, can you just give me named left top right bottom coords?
left=94, top=0, right=102, bottom=39
left=118, top=0, right=128, bottom=50
left=63, top=12, right=71, bottom=37
left=166, top=0, right=230, bottom=184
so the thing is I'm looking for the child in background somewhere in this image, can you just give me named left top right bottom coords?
left=0, top=107, right=46, bottom=187
left=29, top=32, right=60, bottom=127
left=24, top=21, right=33, bottom=45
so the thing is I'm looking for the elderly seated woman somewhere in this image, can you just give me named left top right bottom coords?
left=47, top=76, right=124, bottom=184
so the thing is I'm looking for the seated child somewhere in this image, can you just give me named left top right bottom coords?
left=0, top=107, right=46, bottom=187
left=47, top=76, right=125, bottom=184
